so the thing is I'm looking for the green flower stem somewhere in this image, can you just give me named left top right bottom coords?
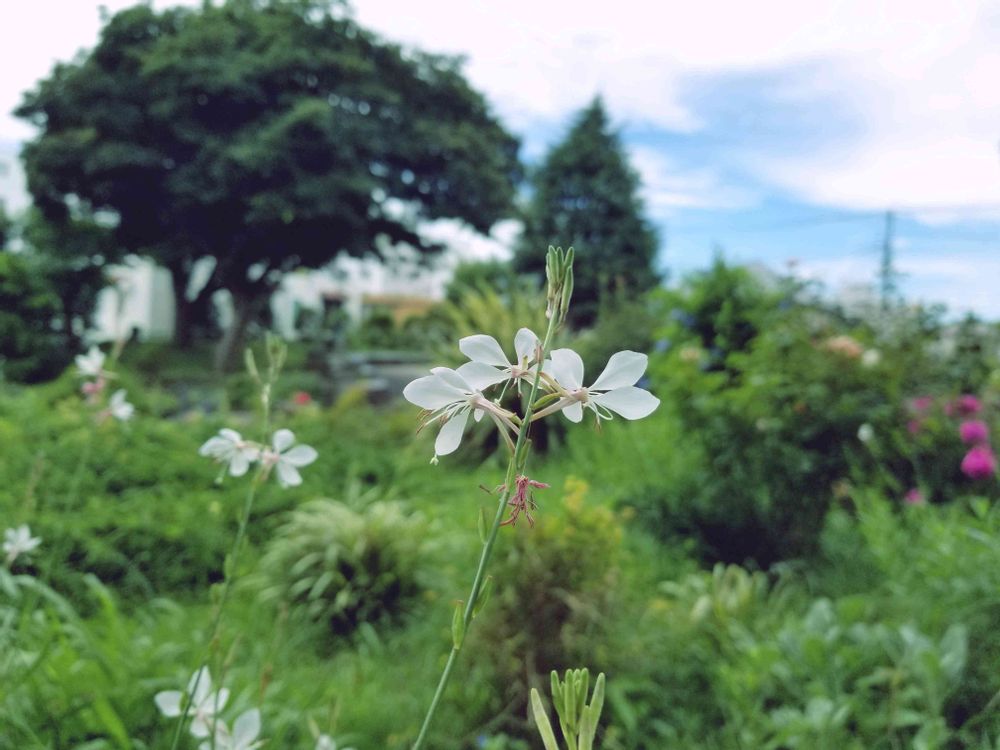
left=411, top=314, right=561, bottom=750
left=169, top=470, right=262, bottom=750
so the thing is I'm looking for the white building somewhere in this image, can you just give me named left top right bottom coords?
left=91, top=218, right=519, bottom=342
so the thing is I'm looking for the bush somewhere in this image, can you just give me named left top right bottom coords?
left=256, top=499, right=431, bottom=636
left=472, top=477, right=625, bottom=738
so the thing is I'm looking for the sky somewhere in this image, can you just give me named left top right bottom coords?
left=2, top=0, right=1000, bottom=315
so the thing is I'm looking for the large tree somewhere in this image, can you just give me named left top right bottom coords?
left=17, top=0, right=521, bottom=368
left=514, top=97, right=659, bottom=326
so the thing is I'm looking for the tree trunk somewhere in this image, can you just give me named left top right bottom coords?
left=214, top=285, right=269, bottom=373
left=169, top=264, right=197, bottom=349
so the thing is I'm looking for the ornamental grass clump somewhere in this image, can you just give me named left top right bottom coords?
left=256, top=499, right=429, bottom=635
left=405, top=247, right=659, bottom=749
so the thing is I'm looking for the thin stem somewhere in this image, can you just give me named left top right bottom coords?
left=412, top=317, right=560, bottom=750
left=169, top=475, right=261, bottom=750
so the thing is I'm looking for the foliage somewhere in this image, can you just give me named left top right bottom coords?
left=514, top=98, right=659, bottom=326
left=18, top=0, right=522, bottom=363
left=445, top=259, right=524, bottom=303
left=19, top=208, right=116, bottom=349
left=0, top=251, right=66, bottom=382
left=256, top=498, right=431, bottom=636
left=474, top=478, right=624, bottom=739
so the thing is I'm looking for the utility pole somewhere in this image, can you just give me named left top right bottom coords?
left=879, top=210, right=896, bottom=311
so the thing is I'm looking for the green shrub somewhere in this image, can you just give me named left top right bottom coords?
left=473, top=477, right=625, bottom=738
left=256, top=499, right=430, bottom=636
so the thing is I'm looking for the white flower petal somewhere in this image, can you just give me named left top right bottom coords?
left=154, top=690, right=182, bottom=717
left=429, top=367, right=468, bottom=390
left=188, top=668, right=212, bottom=706
left=474, top=408, right=485, bottom=422
left=550, top=349, right=585, bottom=391
left=590, top=351, right=648, bottom=391
left=403, top=375, right=464, bottom=409
left=562, top=401, right=584, bottom=423
left=272, top=429, right=295, bottom=452
left=232, top=708, right=261, bottom=748
left=592, top=387, right=660, bottom=420
left=459, top=334, right=510, bottom=367
left=282, top=444, right=317, bottom=467
left=200, top=436, right=230, bottom=458
left=514, top=328, right=540, bottom=366
left=456, top=361, right=507, bottom=392
left=229, top=452, right=251, bottom=477
left=435, top=409, right=470, bottom=456
left=276, top=461, right=303, bottom=487
left=219, top=428, right=243, bottom=443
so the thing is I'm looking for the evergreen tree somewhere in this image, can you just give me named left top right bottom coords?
left=515, top=97, right=659, bottom=326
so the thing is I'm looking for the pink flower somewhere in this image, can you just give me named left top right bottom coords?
left=907, top=419, right=922, bottom=435
left=910, top=396, right=934, bottom=414
left=293, top=391, right=312, bottom=406
left=959, top=420, right=989, bottom=445
left=955, top=394, right=982, bottom=416
left=961, top=445, right=997, bottom=480
left=904, top=488, right=925, bottom=506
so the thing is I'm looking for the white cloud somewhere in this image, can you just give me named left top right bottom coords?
left=627, top=145, right=757, bottom=215
left=4, top=0, right=999, bottom=219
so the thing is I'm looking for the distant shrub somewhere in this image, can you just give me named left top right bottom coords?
left=256, top=499, right=430, bottom=636
left=474, top=477, right=624, bottom=737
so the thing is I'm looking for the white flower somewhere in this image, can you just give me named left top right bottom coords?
left=75, top=346, right=106, bottom=377
left=200, top=709, right=263, bottom=750
left=316, top=734, right=355, bottom=750
left=3, top=524, right=41, bottom=566
left=260, top=429, right=318, bottom=487
left=857, top=423, right=875, bottom=443
left=199, top=429, right=261, bottom=477
left=108, top=389, right=135, bottom=421
left=862, top=349, right=881, bottom=368
left=403, top=362, right=511, bottom=457
left=544, top=349, right=660, bottom=423
left=459, top=328, right=541, bottom=388
left=154, top=667, right=230, bottom=738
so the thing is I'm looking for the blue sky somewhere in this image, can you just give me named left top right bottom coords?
left=2, top=0, right=1000, bottom=315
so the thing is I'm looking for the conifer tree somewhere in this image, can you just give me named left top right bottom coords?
left=515, top=97, right=659, bottom=326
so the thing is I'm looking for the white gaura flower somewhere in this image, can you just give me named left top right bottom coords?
left=260, top=429, right=318, bottom=487
left=75, top=346, right=106, bottom=377
left=154, top=667, right=229, bottom=738
left=459, top=328, right=541, bottom=389
left=200, top=709, right=263, bottom=750
left=316, top=734, right=355, bottom=750
left=539, top=349, right=660, bottom=423
left=403, top=362, right=512, bottom=458
left=199, top=429, right=261, bottom=477
left=3, top=524, right=41, bottom=566
left=108, top=389, right=135, bottom=421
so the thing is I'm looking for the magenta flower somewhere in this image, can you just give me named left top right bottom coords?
left=904, top=488, right=925, bottom=506
left=961, top=445, right=996, bottom=480
left=907, top=419, right=922, bottom=435
left=956, top=394, right=982, bottom=416
left=960, top=419, right=989, bottom=445
left=910, top=396, right=934, bottom=413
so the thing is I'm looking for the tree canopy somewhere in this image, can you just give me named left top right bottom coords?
left=514, top=97, right=659, bottom=326
left=18, top=0, right=522, bottom=367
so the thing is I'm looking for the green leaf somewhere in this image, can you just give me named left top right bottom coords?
left=478, top=507, right=488, bottom=544
left=451, top=601, right=465, bottom=650
left=472, top=576, right=493, bottom=619
left=531, top=688, right=561, bottom=750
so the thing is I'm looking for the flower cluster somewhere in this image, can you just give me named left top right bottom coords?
left=75, top=346, right=134, bottom=421
left=403, top=328, right=660, bottom=461
left=199, top=428, right=317, bottom=487
left=3, top=524, right=41, bottom=567
left=155, top=667, right=262, bottom=749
